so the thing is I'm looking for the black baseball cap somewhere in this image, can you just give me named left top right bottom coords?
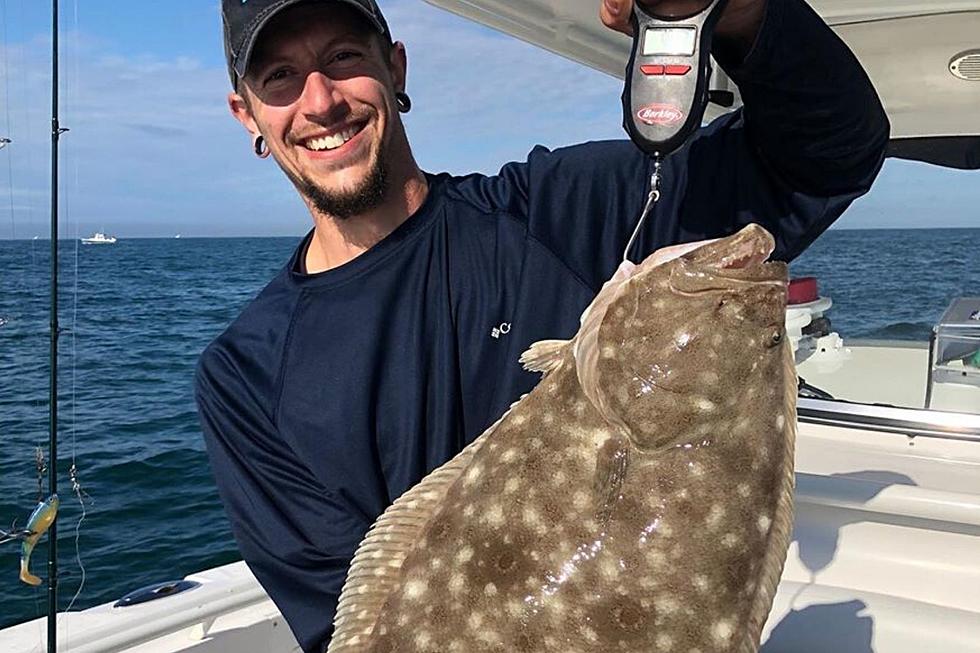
left=222, top=0, right=392, bottom=87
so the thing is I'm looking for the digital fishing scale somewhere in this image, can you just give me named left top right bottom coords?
left=621, top=0, right=730, bottom=261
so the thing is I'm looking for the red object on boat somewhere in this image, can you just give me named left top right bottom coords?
left=788, top=277, right=819, bottom=305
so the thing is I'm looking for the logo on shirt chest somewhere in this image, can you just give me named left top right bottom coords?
left=490, top=322, right=512, bottom=339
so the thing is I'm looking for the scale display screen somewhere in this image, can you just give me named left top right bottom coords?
left=642, top=26, right=697, bottom=56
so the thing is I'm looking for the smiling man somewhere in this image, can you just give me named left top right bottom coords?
left=196, top=1, right=889, bottom=651
left=225, top=0, right=426, bottom=269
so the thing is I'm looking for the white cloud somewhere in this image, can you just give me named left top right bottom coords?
left=0, top=1, right=976, bottom=238
left=0, top=2, right=629, bottom=238
left=1, top=33, right=303, bottom=238
left=384, top=0, right=624, bottom=173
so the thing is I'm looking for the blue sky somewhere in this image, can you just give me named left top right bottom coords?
left=0, top=0, right=977, bottom=239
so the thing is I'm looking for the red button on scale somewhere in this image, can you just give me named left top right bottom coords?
left=640, top=64, right=665, bottom=75
left=664, top=64, right=692, bottom=75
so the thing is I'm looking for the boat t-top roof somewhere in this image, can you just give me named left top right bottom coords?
left=423, top=0, right=980, bottom=169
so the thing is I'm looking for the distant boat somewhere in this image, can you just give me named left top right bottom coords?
left=80, top=232, right=117, bottom=245
left=174, top=234, right=181, bottom=239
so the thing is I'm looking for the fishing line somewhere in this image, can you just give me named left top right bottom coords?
left=14, top=0, right=39, bottom=275
left=0, top=0, right=40, bottom=346
left=0, top=26, right=35, bottom=562
left=0, top=2, right=37, bottom=622
left=64, top=209, right=88, bottom=617
left=1, top=0, right=16, bottom=240
left=9, top=0, right=42, bottom=298
left=0, top=0, right=47, bottom=633
left=13, top=0, right=38, bottom=244
left=64, top=0, right=90, bottom=618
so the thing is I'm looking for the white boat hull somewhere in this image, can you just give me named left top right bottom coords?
left=2, top=416, right=978, bottom=652
left=81, top=232, right=117, bottom=244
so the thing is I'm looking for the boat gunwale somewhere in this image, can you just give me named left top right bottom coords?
left=798, top=397, right=980, bottom=442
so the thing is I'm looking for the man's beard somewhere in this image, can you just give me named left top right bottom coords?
left=289, top=146, right=389, bottom=221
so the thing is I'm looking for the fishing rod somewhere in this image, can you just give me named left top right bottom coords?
left=2, top=3, right=79, bottom=647
left=8, top=3, right=77, bottom=645
left=49, top=0, right=68, bottom=649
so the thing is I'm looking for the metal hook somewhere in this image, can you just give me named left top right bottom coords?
left=0, top=522, right=33, bottom=545
left=623, top=156, right=663, bottom=264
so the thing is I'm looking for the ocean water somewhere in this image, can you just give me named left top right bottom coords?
left=1, top=228, right=978, bottom=631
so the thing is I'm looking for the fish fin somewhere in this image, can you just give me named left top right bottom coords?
left=592, top=436, right=631, bottom=524
left=574, top=261, right=637, bottom=411
left=520, top=339, right=569, bottom=375
left=329, top=404, right=514, bottom=653
left=740, top=343, right=799, bottom=652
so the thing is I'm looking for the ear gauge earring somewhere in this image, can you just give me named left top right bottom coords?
left=395, top=91, right=412, bottom=114
left=253, top=135, right=270, bottom=159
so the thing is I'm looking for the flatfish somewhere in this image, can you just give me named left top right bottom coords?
left=328, top=224, right=797, bottom=653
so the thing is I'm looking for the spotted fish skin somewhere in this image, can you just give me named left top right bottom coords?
left=329, top=224, right=797, bottom=653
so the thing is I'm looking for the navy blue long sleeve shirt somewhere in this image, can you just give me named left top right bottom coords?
left=195, top=1, right=889, bottom=651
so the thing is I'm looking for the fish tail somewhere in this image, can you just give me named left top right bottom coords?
left=20, top=536, right=43, bottom=586
left=20, top=558, right=42, bottom=586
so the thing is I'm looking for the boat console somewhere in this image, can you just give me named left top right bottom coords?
left=786, top=283, right=979, bottom=414
left=927, top=297, right=980, bottom=407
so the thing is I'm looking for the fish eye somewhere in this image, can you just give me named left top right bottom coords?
left=767, top=327, right=784, bottom=347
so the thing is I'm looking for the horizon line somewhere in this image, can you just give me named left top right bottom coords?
left=2, top=225, right=980, bottom=242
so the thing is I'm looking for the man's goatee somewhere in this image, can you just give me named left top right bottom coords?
left=293, top=151, right=389, bottom=221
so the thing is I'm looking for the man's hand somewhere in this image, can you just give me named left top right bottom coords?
left=600, top=0, right=767, bottom=59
